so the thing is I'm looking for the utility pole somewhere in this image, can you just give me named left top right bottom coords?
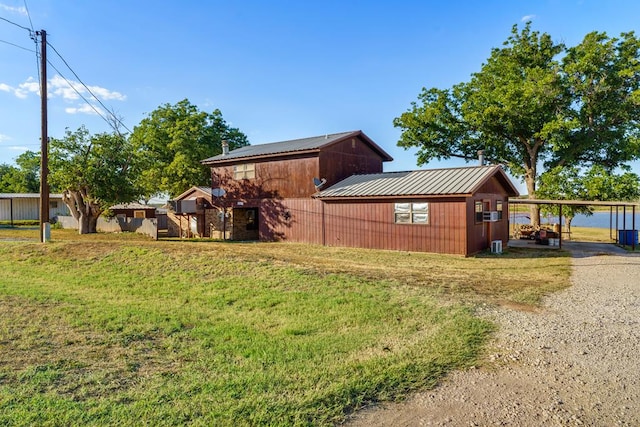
left=37, top=29, right=50, bottom=243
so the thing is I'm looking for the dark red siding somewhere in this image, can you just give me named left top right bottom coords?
left=466, top=176, right=512, bottom=255
left=319, top=137, right=384, bottom=186
left=211, top=156, right=319, bottom=200
left=317, top=199, right=468, bottom=255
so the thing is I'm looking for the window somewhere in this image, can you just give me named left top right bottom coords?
left=49, top=201, right=58, bottom=209
left=394, top=202, right=429, bottom=224
left=233, top=163, right=255, bottom=180
left=475, top=201, right=483, bottom=223
left=496, top=200, right=503, bottom=220
left=134, top=210, right=146, bottom=218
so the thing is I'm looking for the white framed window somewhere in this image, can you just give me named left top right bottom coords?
left=233, top=163, right=255, bottom=180
left=394, top=202, right=429, bottom=224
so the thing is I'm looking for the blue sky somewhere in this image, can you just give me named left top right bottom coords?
left=1, top=0, right=639, bottom=193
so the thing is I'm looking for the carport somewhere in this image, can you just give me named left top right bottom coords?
left=508, top=199, right=638, bottom=250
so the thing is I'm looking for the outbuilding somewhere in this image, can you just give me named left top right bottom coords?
left=0, top=193, right=70, bottom=223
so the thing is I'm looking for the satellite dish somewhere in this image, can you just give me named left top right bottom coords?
left=211, top=188, right=226, bottom=198
left=313, top=177, right=327, bottom=189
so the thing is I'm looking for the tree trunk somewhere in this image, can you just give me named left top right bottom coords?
left=78, top=213, right=91, bottom=234
left=61, top=189, right=103, bottom=234
left=524, top=172, right=541, bottom=227
left=565, top=217, right=573, bottom=238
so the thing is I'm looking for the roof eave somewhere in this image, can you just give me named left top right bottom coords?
left=468, top=165, right=520, bottom=197
left=201, top=148, right=321, bottom=165
left=314, top=193, right=472, bottom=201
left=322, top=130, right=394, bottom=162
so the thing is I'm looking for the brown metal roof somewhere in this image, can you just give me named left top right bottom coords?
left=201, top=130, right=393, bottom=164
left=315, top=165, right=518, bottom=199
left=109, top=203, right=156, bottom=210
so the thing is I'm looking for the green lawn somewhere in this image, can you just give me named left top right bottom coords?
left=0, top=230, right=571, bottom=425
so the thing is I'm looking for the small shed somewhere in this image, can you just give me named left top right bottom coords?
left=109, top=203, right=157, bottom=219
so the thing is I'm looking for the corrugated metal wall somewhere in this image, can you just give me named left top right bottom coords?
left=0, top=197, right=72, bottom=221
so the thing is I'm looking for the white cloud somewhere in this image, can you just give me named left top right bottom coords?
left=521, top=14, right=536, bottom=22
left=65, top=103, right=104, bottom=116
left=0, top=3, right=27, bottom=15
left=0, top=79, right=35, bottom=99
left=87, top=85, right=126, bottom=101
left=0, top=74, right=125, bottom=115
left=9, top=145, right=29, bottom=151
left=16, top=77, right=40, bottom=98
left=48, top=74, right=126, bottom=101
left=0, top=133, right=11, bottom=143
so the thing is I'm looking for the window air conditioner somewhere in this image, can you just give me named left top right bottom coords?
left=483, top=211, right=499, bottom=222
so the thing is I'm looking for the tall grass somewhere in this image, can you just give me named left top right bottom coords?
left=0, top=230, right=571, bottom=425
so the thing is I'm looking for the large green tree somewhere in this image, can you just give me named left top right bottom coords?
left=395, top=23, right=640, bottom=225
left=49, top=126, right=142, bottom=234
left=130, top=99, right=249, bottom=199
left=0, top=151, right=41, bottom=193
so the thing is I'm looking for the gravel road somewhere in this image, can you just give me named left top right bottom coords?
left=346, top=242, right=640, bottom=426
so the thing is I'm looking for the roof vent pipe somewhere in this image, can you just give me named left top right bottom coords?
left=477, top=150, right=485, bottom=166
left=222, top=139, right=229, bottom=156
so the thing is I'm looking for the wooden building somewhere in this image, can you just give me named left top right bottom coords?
left=181, top=130, right=519, bottom=255
left=167, top=186, right=217, bottom=238
left=109, top=203, right=157, bottom=219
left=313, top=166, right=519, bottom=255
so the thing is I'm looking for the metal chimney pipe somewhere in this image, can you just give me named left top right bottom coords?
left=222, top=139, right=229, bottom=156
left=477, top=150, right=485, bottom=166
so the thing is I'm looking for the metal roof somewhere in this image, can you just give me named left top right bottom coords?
left=109, top=203, right=156, bottom=210
left=315, top=165, right=516, bottom=199
left=0, top=193, right=65, bottom=199
left=172, top=186, right=214, bottom=201
left=201, top=130, right=392, bottom=163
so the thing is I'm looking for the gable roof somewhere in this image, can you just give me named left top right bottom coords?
left=172, top=186, right=214, bottom=201
left=109, top=203, right=156, bottom=210
left=314, top=165, right=519, bottom=199
left=201, top=130, right=393, bottom=164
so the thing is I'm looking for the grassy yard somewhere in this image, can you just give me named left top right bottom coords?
left=0, top=229, right=571, bottom=426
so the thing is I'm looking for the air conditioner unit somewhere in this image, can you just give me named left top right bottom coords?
left=491, top=240, right=503, bottom=254
left=483, top=211, right=499, bottom=222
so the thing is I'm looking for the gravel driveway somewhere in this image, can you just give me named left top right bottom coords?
left=347, top=242, right=640, bottom=426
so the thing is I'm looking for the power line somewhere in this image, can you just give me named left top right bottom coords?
left=21, top=0, right=40, bottom=82
left=45, top=59, right=112, bottom=122
left=22, top=0, right=35, bottom=32
left=46, top=40, right=132, bottom=134
left=0, top=15, right=32, bottom=32
left=3, top=12, right=132, bottom=136
left=0, top=38, right=34, bottom=52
